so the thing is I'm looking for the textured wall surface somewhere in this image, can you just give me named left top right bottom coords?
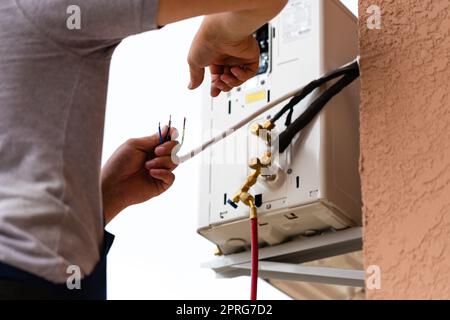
left=359, top=0, right=450, bottom=299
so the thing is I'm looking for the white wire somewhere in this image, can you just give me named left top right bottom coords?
left=178, top=59, right=358, bottom=164
left=177, top=86, right=302, bottom=164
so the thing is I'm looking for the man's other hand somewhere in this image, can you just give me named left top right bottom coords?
left=101, top=127, right=178, bottom=224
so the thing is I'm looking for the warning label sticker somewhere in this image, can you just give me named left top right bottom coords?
left=282, top=0, right=312, bottom=43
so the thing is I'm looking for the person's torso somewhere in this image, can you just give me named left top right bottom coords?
left=0, top=0, right=159, bottom=283
left=0, top=1, right=112, bottom=283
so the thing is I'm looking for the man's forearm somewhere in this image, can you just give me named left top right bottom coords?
left=157, top=0, right=288, bottom=37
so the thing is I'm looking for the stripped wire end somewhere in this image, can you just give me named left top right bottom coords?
left=158, top=122, right=163, bottom=145
left=165, top=115, right=172, bottom=141
left=180, top=117, right=187, bottom=146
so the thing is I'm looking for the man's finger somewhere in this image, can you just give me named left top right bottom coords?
left=149, top=169, right=175, bottom=189
left=154, top=140, right=179, bottom=157
left=160, top=126, right=179, bottom=140
left=212, top=79, right=232, bottom=92
left=145, top=156, right=177, bottom=171
left=211, top=86, right=221, bottom=97
left=126, top=134, right=161, bottom=152
left=220, top=74, right=244, bottom=87
left=210, top=64, right=224, bottom=76
left=188, top=63, right=205, bottom=90
left=211, top=73, right=221, bottom=82
left=126, top=126, right=178, bottom=153
left=230, top=65, right=257, bottom=82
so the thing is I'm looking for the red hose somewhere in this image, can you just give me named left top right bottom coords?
left=250, top=216, right=258, bottom=300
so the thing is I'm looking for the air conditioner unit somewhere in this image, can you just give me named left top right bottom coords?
left=197, top=0, right=361, bottom=255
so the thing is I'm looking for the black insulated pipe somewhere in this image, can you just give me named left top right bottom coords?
left=277, top=69, right=360, bottom=153
left=271, top=60, right=360, bottom=124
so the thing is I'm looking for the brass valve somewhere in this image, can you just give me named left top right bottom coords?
left=250, top=120, right=275, bottom=145
left=250, top=123, right=262, bottom=136
left=260, top=151, right=272, bottom=167
left=229, top=121, right=276, bottom=217
left=249, top=158, right=262, bottom=170
left=232, top=155, right=272, bottom=206
left=239, top=192, right=257, bottom=219
left=262, top=120, right=275, bottom=131
left=239, top=192, right=254, bottom=207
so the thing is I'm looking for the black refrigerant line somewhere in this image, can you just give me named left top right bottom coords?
left=270, top=61, right=360, bottom=153
left=271, top=60, right=360, bottom=125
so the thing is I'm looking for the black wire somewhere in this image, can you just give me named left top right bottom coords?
left=271, top=61, right=359, bottom=124
left=277, top=69, right=359, bottom=153
left=284, top=107, right=295, bottom=126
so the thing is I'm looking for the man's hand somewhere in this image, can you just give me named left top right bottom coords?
left=156, top=0, right=288, bottom=97
left=187, top=17, right=260, bottom=97
left=101, top=127, right=178, bottom=224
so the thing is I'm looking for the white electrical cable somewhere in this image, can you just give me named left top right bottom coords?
left=177, top=86, right=302, bottom=164
left=177, top=59, right=358, bottom=164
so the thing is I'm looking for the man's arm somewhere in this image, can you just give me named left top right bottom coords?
left=157, top=0, right=288, bottom=35
left=157, top=0, right=288, bottom=96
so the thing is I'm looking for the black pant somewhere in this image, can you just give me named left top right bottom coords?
left=0, top=278, right=73, bottom=300
left=0, top=231, right=114, bottom=300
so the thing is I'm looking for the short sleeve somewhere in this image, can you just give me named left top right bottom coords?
left=15, top=0, right=160, bottom=55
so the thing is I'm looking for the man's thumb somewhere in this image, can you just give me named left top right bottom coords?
left=127, top=134, right=161, bottom=151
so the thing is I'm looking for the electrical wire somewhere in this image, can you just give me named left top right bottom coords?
left=278, top=69, right=360, bottom=153
left=180, top=117, right=187, bottom=146
left=271, top=60, right=359, bottom=124
left=177, top=59, right=359, bottom=164
left=177, top=87, right=305, bottom=163
left=158, top=122, right=164, bottom=145
left=165, top=115, right=172, bottom=141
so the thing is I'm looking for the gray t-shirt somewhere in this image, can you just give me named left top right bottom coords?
left=0, top=0, right=159, bottom=283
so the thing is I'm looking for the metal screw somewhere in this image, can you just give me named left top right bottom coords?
left=266, top=204, right=272, bottom=210
left=287, top=168, right=293, bottom=175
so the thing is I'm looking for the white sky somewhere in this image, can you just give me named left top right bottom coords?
left=103, top=1, right=358, bottom=300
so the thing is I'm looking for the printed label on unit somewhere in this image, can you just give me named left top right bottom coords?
left=282, top=0, right=312, bottom=43
left=245, top=90, right=267, bottom=104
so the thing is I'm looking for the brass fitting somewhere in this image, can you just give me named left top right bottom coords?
left=232, top=189, right=243, bottom=203
left=250, top=123, right=262, bottom=136
left=245, top=172, right=259, bottom=188
left=239, top=192, right=254, bottom=206
left=251, top=121, right=274, bottom=146
left=260, top=151, right=272, bottom=167
left=262, top=120, right=275, bottom=131
left=228, top=122, right=276, bottom=219
left=248, top=157, right=261, bottom=170
left=249, top=202, right=257, bottom=219
left=239, top=193, right=258, bottom=220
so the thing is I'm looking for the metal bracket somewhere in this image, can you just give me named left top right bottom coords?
left=203, top=227, right=365, bottom=287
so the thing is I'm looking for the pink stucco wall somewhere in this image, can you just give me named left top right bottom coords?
left=359, top=0, right=450, bottom=299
